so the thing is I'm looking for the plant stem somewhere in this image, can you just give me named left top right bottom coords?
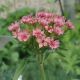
left=37, top=53, right=46, bottom=80
left=40, top=62, right=46, bottom=80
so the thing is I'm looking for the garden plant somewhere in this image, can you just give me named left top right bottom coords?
left=8, top=11, right=75, bottom=80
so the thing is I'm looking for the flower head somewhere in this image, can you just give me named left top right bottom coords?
left=49, top=39, right=60, bottom=49
left=36, top=12, right=54, bottom=18
left=8, top=22, right=20, bottom=32
left=17, top=30, right=30, bottom=42
left=53, top=15, right=65, bottom=27
left=53, top=26, right=64, bottom=35
left=37, top=17, right=50, bottom=26
left=33, top=28, right=45, bottom=38
left=36, top=36, right=47, bottom=48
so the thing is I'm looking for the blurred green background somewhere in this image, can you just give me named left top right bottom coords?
left=0, top=0, right=80, bottom=80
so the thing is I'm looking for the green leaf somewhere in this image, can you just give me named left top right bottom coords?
left=11, top=52, right=19, bottom=62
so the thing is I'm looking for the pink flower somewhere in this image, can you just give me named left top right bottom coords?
left=33, top=28, right=45, bottom=38
left=36, top=37, right=47, bottom=48
left=53, top=26, right=64, bottom=35
left=45, top=26, right=53, bottom=33
left=36, top=12, right=54, bottom=26
left=45, top=37, right=59, bottom=49
left=21, top=16, right=37, bottom=24
left=8, top=22, right=20, bottom=32
left=17, top=30, right=30, bottom=42
left=66, top=20, right=74, bottom=29
left=49, top=39, right=60, bottom=49
left=53, top=16, right=65, bottom=27
left=37, top=18, right=49, bottom=26
left=36, top=12, right=54, bottom=18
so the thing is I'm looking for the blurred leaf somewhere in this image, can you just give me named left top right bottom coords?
left=13, top=60, right=26, bottom=80
left=11, top=52, right=19, bottom=62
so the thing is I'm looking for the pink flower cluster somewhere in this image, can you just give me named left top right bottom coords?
left=33, top=28, right=59, bottom=49
left=8, top=22, right=30, bottom=41
left=8, top=12, right=74, bottom=49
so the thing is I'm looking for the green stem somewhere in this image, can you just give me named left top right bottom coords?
left=40, top=62, right=46, bottom=80
left=37, top=53, right=46, bottom=80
